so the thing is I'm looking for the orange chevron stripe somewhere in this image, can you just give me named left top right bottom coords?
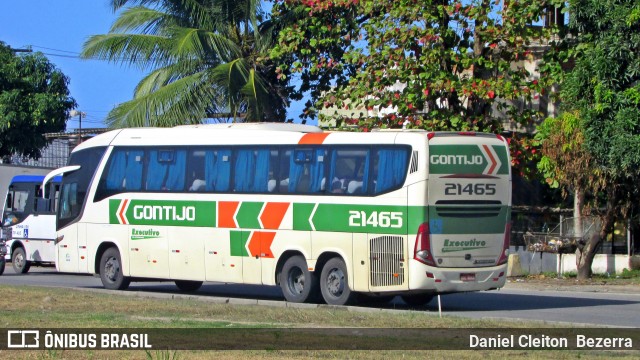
left=260, top=202, right=290, bottom=229
left=218, top=201, right=239, bottom=228
left=248, top=231, right=276, bottom=258
left=118, top=199, right=129, bottom=224
left=298, top=132, right=330, bottom=145
left=482, top=144, right=498, bottom=175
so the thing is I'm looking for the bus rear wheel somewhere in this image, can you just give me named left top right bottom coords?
left=175, top=280, right=203, bottom=292
left=320, top=257, right=356, bottom=306
left=280, top=255, right=319, bottom=303
left=99, top=247, right=130, bottom=290
left=0, top=259, right=5, bottom=275
left=12, top=247, right=31, bottom=274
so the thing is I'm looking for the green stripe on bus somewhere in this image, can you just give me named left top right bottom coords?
left=236, top=202, right=264, bottom=229
left=293, top=204, right=408, bottom=235
left=429, top=145, right=509, bottom=175
left=292, top=203, right=316, bottom=231
left=108, top=199, right=507, bottom=236
left=230, top=230, right=250, bottom=257
left=109, top=199, right=216, bottom=227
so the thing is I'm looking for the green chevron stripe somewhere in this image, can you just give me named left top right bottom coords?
left=230, top=230, right=250, bottom=257
left=236, top=202, right=264, bottom=229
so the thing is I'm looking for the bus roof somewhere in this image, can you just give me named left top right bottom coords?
left=11, top=175, right=62, bottom=184
left=70, top=124, right=507, bottom=153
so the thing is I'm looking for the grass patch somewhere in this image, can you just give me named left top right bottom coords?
left=0, top=285, right=638, bottom=359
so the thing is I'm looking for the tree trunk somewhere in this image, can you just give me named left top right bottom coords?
left=576, top=191, right=616, bottom=280
left=576, top=232, right=598, bottom=280
left=573, top=187, right=584, bottom=238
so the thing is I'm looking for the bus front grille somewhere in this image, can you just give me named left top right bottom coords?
left=370, top=236, right=405, bottom=287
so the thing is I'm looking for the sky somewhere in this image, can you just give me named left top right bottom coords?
left=0, top=0, right=305, bottom=131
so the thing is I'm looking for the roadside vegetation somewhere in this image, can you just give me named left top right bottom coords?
left=0, top=285, right=637, bottom=359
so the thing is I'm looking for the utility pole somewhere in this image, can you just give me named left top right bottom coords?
left=69, top=110, right=86, bottom=131
left=69, top=110, right=86, bottom=143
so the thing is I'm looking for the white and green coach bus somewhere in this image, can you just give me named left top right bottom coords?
left=48, top=123, right=511, bottom=306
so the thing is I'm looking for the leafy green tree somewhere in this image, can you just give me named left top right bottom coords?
left=271, top=0, right=562, bottom=173
left=0, top=42, right=76, bottom=161
left=537, top=0, right=640, bottom=279
left=82, top=0, right=288, bottom=127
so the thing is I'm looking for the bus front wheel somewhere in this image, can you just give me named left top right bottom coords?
left=280, top=255, right=319, bottom=303
left=99, top=247, right=130, bottom=290
left=12, top=247, right=30, bottom=274
left=320, top=257, right=356, bottom=306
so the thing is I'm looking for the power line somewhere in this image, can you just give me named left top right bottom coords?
left=31, top=45, right=80, bottom=54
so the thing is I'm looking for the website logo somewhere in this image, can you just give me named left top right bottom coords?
left=7, top=330, right=39, bottom=348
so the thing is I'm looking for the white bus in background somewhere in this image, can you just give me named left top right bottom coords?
left=50, top=123, right=511, bottom=306
left=1, top=175, right=61, bottom=273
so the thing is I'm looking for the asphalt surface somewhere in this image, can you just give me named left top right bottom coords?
left=1, top=263, right=639, bottom=327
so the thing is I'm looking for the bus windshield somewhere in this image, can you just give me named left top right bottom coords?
left=3, top=180, right=39, bottom=226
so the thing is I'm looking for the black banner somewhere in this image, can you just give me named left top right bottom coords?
left=2, top=328, right=639, bottom=350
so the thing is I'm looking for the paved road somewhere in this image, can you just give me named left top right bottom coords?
left=2, top=264, right=639, bottom=327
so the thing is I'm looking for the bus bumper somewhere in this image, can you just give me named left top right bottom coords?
left=408, top=261, right=508, bottom=293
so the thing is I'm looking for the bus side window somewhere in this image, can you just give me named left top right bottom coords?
left=5, top=191, right=12, bottom=210
left=60, top=182, right=78, bottom=219
left=283, top=148, right=326, bottom=194
left=103, top=149, right=144, bottom=192
left=329, top=148, right=370, bottom=195
left=146, top=149, right=187, bottom=191
left=34, top=185, right=42, bottom=212
left=373, top=148, right=409, bottom=194
left=187, top=150, right=206, bottom=192
left=233, top=148, right=271, bottom=193
left=35, top=198, right=51, bottom=213
left=204, top=149, right=231, bottom=192
left=52, top=185, right=60, bottom=213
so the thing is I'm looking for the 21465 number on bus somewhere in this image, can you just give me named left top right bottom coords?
left=445, top=183, right=496, bottom=196
left=348, top=211, right=403, bottom=228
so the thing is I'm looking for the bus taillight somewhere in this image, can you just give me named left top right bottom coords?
left=497, top=222, right=511, bottom=265
left=414, top=222, right=435, bottom=266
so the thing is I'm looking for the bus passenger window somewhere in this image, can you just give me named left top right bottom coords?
left=204, top=149, right=231, bottom=192
left=187, top=150, right=206, bottom=192
left=104, top=150, right=144, bottom=191
left=373, top=148, right=409, bottom=194
left=146, top=149, right=187, bottom=191
left=233, top=149, right=270, bottom=193
left=282, top=148, right=326, bottom=194
left=329, top=148, right=370, bottom=195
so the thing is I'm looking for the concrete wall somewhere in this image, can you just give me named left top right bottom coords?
left=508, top=246, right=633, bottom=276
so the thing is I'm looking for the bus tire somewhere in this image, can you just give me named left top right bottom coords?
left=0, top=259, right=5, bottom=275
left=320, top=257, right=356, bottom=306
left=175, top=280, right=203, bottom=292
left=280, top=255, right=319, bottom=303
left=12, top=247, right=31, bottom=274
left=401, top=293, right=434, bottom=307
left=99, top=247, right=130, bottom=290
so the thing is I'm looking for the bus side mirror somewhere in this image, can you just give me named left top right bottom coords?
left=35, top=198, right=51, bottom=213
left=5, top=194, right=12, bottom=209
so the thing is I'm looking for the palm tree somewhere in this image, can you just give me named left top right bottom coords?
left=82, top=0, right=287, bottom=127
